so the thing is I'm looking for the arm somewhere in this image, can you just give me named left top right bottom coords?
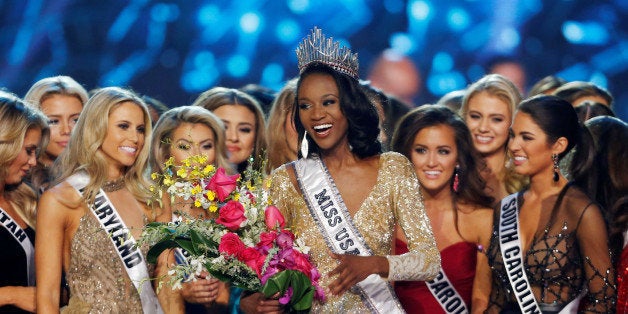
left=0, top=286, right=36, bottom=312
left=389, top=155, right=440, bottom=282
left=35, top=190, right=69, bottom=314
left=470, top=208, right=494, bottom=313
left=576, top=203, right=617, bottom=312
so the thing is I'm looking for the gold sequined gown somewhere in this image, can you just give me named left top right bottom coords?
left=63, top=211, right=148, bottom=313
left=270, top=152, right=440, bottom=313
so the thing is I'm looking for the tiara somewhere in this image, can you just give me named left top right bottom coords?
left=296, top=27, right=359, bottom=79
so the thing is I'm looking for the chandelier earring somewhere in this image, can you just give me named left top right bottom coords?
left=453, top=165, right=460, bottom=193
left=552, top=154, right=560, bottom=182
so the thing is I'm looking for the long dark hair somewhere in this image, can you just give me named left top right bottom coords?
left=391, top=104, right=494, bottom=208
left=295, top=63, right=382, bottom=159
left=517, top=95, right=595, bottom=182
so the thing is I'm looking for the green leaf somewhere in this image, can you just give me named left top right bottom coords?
left=146, top=240, right=179, bottom=263
left=260, top=270, right=315, bottom=312
left=173, top=238, right=195, bottom=255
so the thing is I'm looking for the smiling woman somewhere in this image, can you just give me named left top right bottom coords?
left=35, top=87, right=171, bottom=313
left=0, top=91, right=49, bottom=314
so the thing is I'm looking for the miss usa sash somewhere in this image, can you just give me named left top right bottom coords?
left=498, top=193, right=541, bottom=314
left=294, top=156, right=405, bottom=314
left=426, top=268, right=469, bottom=314
left=0, top=206, right=35, bottom=286
left=67, top=172, right=164, bottom=314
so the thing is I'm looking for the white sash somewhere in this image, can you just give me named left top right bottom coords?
left=426, top=268, right=469, bottom=314
left=294, top=157, right=405, bottom=314
left=0, top=206, right=35, bottom=286
left=67, top=172, right=164, bottom=314
left=498, top=193, right=541, bottom=314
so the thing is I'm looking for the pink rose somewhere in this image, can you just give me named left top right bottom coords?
left=265, top=205, right=285, bottom=229
left=238, top=247, right=266, bottom=277
left=218, top=232, right=245, bottom=257
left=217, top=200, right=247, bottom=231
left=206, top=168, right=240, bottom=202
left=276, top=230, right=294, bottom=249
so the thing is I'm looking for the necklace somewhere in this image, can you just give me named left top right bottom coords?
left=103, top=177, right=126, bottom=192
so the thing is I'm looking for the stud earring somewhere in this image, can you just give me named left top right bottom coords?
left=301, top=132, right=309, bottom=159
left=552, top=154, right=559, bottom=182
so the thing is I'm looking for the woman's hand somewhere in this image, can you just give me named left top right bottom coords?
left=239, top=292, right=284, bottom=314
left=327, top=253, right=389, bottom=296
left=180, top=271, right=221, bottom=305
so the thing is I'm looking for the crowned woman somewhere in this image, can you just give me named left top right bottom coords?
left=240, top=27, right=440, bottom=314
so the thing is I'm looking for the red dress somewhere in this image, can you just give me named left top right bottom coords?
left=394, top=239, right=477, bottom=314
left=618, top=244, right=628, bottom=314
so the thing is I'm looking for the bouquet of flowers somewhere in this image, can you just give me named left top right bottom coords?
left=140, top=155, right=325, bottom=312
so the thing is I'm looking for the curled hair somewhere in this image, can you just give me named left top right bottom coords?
left=53, top=87, right=153, bottom=207
left=582, top=116, right=628, bottom=263
left=391, top=105, right=493, bottom=207
left=193, top=87, right=267, bottom=173
left=295, top=63, right=382, bottom=159
left=266, top=78, right=298, bottom=172
left=0, top=91, right=50, bottom=228
left=150, top=106, right=232, bottom=174
left=517, top=95, right=596, bottom=184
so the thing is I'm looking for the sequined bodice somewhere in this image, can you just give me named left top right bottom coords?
left=486, top=184, right=616, bottom=313
left=270, top=152, right=439, bottom=313
left=65, top=211, right=146, bottom=313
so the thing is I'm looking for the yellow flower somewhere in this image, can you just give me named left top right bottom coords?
left=163, top=177, right=174, bottom=186
left=234, top=193, right=240, bottom=201
left=177, top=168, right=188, bottom=178
left=202, top=165, right=215, bottom=175
left=209, top=204, right=218, bottom=212
left=194, top=199, right=202, bottom=208
left=191, top=185, right=202, bottom=195
left=151, top=172, right=159, bottom=180
left=206, top=190, right=215, bottom=201
left=164, top=157, right=175, bottom=168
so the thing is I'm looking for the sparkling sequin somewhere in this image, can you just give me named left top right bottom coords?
left=65, top=212, right=148, bottom=313
left=270, top=152, right=440, bottom=313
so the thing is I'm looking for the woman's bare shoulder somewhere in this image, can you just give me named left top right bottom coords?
left=41, top=182, right=84, bottom=210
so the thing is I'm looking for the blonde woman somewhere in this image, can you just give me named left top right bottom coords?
left=36, top=87, right=169, bottom=313
left=150, top=106, right=232, bottom=313
left=23, top=76, right=88, bottom=191
left=265, top=79, right=298, bottom=172
left=460, top=74, right=526, bottom=202
left=0, top=91, right=49, bottom=313
left=193, top=87, right=267, bottom=174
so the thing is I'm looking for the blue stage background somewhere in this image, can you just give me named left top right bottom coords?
left=0, top=0, right=626, bottom=120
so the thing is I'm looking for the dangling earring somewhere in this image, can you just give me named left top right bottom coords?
left=453, top=165, right=460, bottom=193
left=552, top=154, right=559, bottom=182
left=301, top=132, right=309, bottom=159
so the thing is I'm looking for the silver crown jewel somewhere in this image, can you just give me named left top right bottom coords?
left=296, top=27, right=359, bottom=79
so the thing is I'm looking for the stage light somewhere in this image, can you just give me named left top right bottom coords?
left=410, top=0, right=431, bottom=21
left=390, top=33, right=415, bottom=55
left=432, top=52, right=454, bottom=73
left=227, top=55, right=250, bottom=77
left=563, top=21, right=609, bottom=45
left=447, top=7, right=470, bottom=31
left=240, top=12, right=261, bottom=34
left=288, top=0, right=310, bottom=13
left=384, top=0, right=404, bottom=13
left=261, top=63, right=284, bottom=87
left=276, top=20, right=300, bottom=43
left=427, top=71, right=466, bottom=96
left=197, top=4, right=220, bottom=26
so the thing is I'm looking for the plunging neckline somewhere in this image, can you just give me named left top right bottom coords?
left=318, top=155, right=383, bottom=219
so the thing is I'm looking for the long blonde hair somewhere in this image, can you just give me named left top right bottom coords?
left=265, top=79, right=297, bottom=172
left=193, top=87, right=267, bottom=173
left=0, top=91, right=50, bottom=228
left=53, top=87, right=153, bottom=206
left=460, top=74, right=526, bottom=194
left=150, top=106, right=232, bottom=174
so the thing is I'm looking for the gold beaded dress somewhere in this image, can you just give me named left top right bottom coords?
left=269, top=152, right=440, bottom=313
left=63, top=211, right=148, bottom=313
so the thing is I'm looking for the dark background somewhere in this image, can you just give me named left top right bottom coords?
left=1, top=0, right=626, bottom=120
